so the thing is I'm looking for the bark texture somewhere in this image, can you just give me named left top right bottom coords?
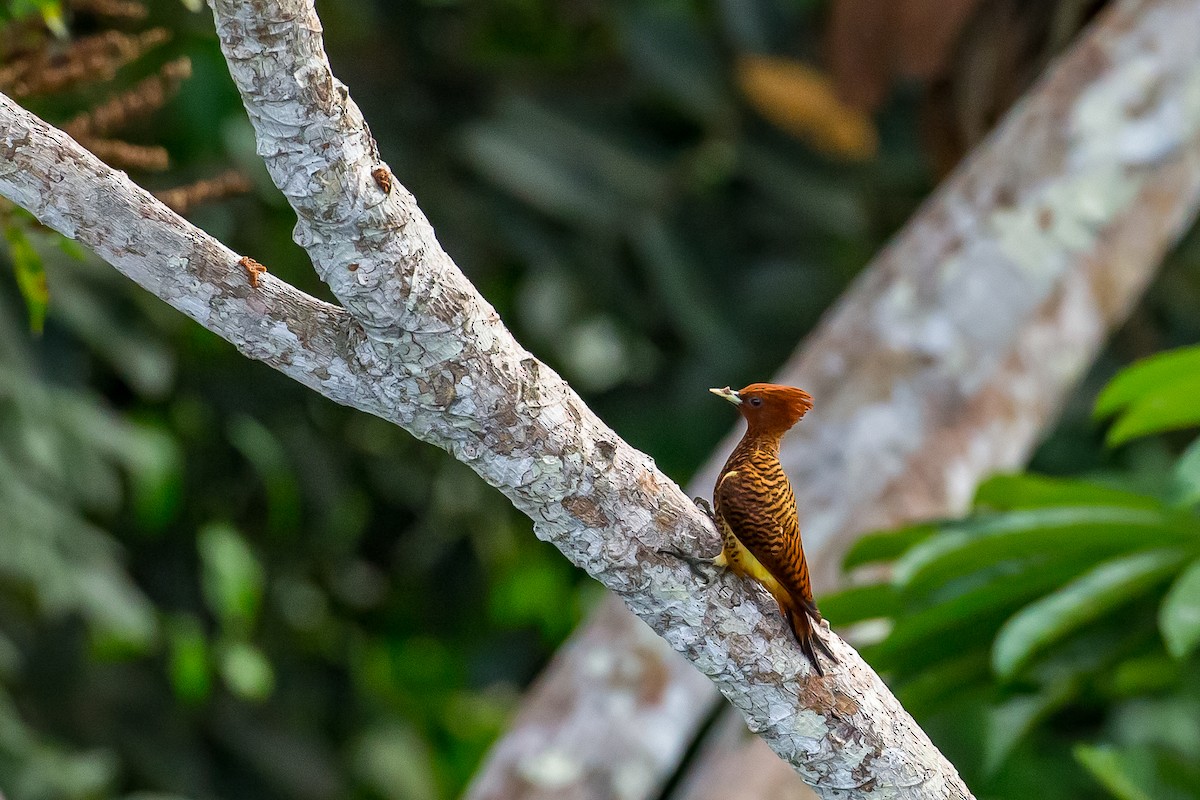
left=0, top=94, right=362, bottom=401
left=469, top=1, right=1200, bottom=798
left=672, top=709, right=822, bottom=800
left=0, top=3, right=975, bottom=799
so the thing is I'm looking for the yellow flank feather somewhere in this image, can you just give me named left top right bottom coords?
left=718, top=518, right=790, bottom=607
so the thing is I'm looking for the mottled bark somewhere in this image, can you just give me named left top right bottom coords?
left=469, top=1, right=1200, bottom=798
left=0, top=2, right=975, bottom=798
left=672, top=709, right=821, bottom=800
left=0, top=94, right=363, bottom=402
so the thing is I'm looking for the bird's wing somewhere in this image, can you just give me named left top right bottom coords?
left=715, top=465, right=817, bottom=614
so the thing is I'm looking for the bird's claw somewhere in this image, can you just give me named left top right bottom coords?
left=693, top=496, right=717, bottom=523
left=657, top=548, right=721, bottom=586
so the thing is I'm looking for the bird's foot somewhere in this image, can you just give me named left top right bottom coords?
left=658, top=547, right=723, bottom=586
left=666, top=498, right=723, bottom=585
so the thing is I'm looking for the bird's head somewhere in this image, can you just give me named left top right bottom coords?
left=709, top=382, right=814, bottom=435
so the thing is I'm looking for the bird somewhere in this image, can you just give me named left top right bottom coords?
left=701, top=382, right=836, bottom=675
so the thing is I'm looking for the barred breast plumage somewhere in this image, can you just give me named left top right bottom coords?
left=709, top=383, right=834, bottom=675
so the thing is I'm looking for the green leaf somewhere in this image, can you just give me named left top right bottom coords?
left=5, top=0, right=59, bottom=22
left=351, top=725, right=438, bottom=800
left=488, top=555, right=575, bottom=640
left=226, top=416, right=300, bottom=538
left=1159, top=557, right=1200, bottom=659
left=877, top=555, right=1102, bottom=673
left=218, top=641, right=274, bottom=701
left=820, top=583, right=899, bottom=626
left=619, top=7, right=726, bottom=122
left=975, top=473, right=1159, bottom=511
left=1105, top=653, right=1183, bottom=698
left=167, top=615, right=211, bottom=704
left=741, top=145, right=867, bottom=238
left=123, top=425, right=183, bottom=533
left=3, top=220, right=49, bottom=334
left=1074, top=745, right=1156, bottom=800
left=56, top=236, right=87, bottom=261
left=1107, top=698, right=1200, bottom=768
left=79, top=567, right=160, bottom=657
left=459, top=97, right=666, bottom=230
left=893, top=651, right=989, bottom=714
left=1025, top=624, right=1141, bottom=687
left=893, top=507, right=1191, bottom=595
left=992, top=548, right=1188, bottom=679
left=628, top=218, right=729, bottom=348
left=1095, top=345, right=1200, bottom=419
left=1168, top=437, right=1200, bottom=508
left=984, top=680, right=1077, bottom=776
left=39, top=0, right=66, bottom=38
left=1105, top=373, right=1200, bottom=445
left=1094, top=345, right=1200, bottom=445
left=461, top=123, right=620, bottom=227
left=843, top=523, right=937, bottom=570
left=52, top=281, right=176, bottom=397
left=198, top=524, right=264, bottom=634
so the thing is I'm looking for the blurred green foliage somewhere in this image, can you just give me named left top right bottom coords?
left=0, top=0, right=64, bottom=36
left=1, top=1, right=1199, bottom=799
left=1, top=210, right=49, bottom=334
left=825, top=342, right=1200, bottom=799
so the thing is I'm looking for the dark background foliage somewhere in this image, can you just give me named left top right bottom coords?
left=2, top=1, right=1199, bottom=799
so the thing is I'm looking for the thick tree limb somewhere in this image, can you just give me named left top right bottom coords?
left=473, top=598, right=717, bottom=799
left=670, top=708, right=822, bottom=800
left=468, top=1, right=1200, bottom=798
left=0, top=96, right=364, bottom=402
left=0, top=6, right=974, bottom=800
left=205, top=1, right=974, bottom=794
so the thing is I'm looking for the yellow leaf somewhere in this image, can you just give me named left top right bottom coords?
left=736, top=56, right=878, bottom=161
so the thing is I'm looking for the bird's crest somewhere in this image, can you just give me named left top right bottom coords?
left=710, top=382, right=813, bottom=436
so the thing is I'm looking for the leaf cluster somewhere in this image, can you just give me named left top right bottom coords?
left=826, top=344, right=1200, bottom=799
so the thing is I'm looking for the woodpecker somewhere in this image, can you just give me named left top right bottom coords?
left=705, top=383, right=835, bottom=675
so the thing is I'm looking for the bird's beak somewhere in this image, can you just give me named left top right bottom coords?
left=709, top=386, right=741, bottom=405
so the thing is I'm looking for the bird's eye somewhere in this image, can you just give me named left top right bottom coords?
left=749, top=396, right=763, bottom=407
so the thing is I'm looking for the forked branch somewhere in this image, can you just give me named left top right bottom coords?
left=0, top=2, right=982, bottom=797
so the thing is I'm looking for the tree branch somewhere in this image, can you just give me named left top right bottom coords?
left=467, top=0, right=1200, bottom=797
left=205, top=1, right=974, bottom=796
left=0, top=94, right=361, bottom=400
left=0, top=5, right=974, bottom=800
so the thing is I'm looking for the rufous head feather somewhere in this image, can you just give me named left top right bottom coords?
left=710, top=382, right=813, bottom=436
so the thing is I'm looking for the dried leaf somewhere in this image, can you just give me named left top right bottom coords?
left=736, top=56, right=877, bottom=160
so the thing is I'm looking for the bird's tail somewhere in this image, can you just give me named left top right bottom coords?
left=783, top=601, right=837, bottom=677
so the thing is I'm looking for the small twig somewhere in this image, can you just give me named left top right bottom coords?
left=80, top=138, right=169, bottom=171
left=68, top=0, right=149, bottom=20
left=65, top=57, right=191, bottom=139
left=0, top=28, right=170, bottom=97
left=154, top=169, right=253, bottom=215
